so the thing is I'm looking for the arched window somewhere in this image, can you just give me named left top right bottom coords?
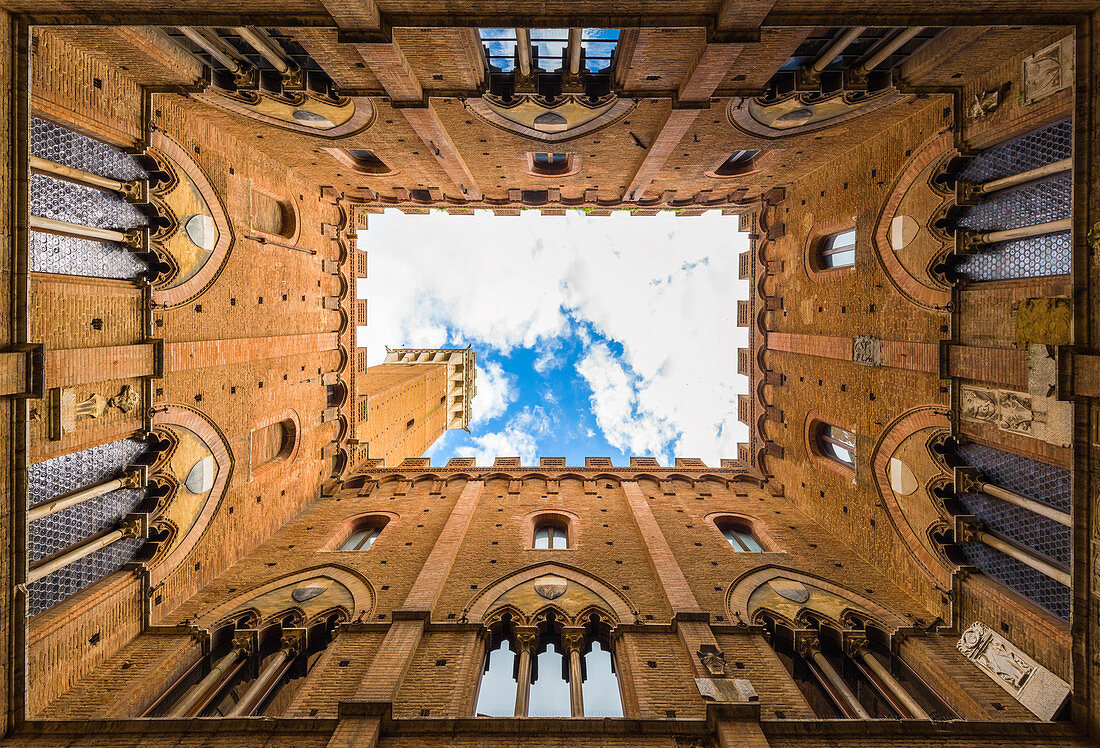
left=250, top=189, right=295, bottom=239
left=345, top=148, right=389, bottom=173
left=714, top=149, right=761, bottom=176
left=250, top=418, right=296, bottom=473
left=818, top=423, right=856, bottom=468
left=533, top=520, right=569, bottom=549
left=818, top=229, right=856, bottom=268
left=340, top=526, right=381, bottom=551
left=529, top=152, right=572, bottom=176
left=476, top=611, right=623, bottom=718
left=336, top=515, right=389, bottom=551
left=717, top=519, right=764, bottom=552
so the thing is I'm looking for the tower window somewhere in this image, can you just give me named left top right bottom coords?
left=529, top=152, right=573, bottom=176
left=406, top=418, right=415, bottom=429
left=715, top=149, right=761, bottom=176
left=818, top=423, right=856, bottom=467
left=250, top=418, right=296, bottom=473
left=719, top=522, right=764, bottom=552
left=340, top=526, right=382, bottom=551
left=819, top=229, right=856, bottom=268
left=344, top=148, right=389, bottom=173
left=533, top=520, right=569, bottom=549
left=335, top=515, right=390, bottom=551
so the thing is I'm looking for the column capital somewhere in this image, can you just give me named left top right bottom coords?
left=232, top=630, right=257, bottom=657
left=514, top=626, right=539, bottom=651
left=794, top=631, right=821, bottom=660
left=952, top=466, right=983, bottom=495
left=842, top=632, right=870, bottom=659
left=953, top=514, right=982, bottom=543
left=560, top=626, right=586, bottom=654
left=280, top=627, right=307, bottom=655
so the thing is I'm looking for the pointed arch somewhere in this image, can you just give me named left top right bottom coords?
left=198, top=564, right=374, bottom=628
left=147, top=405, right=233, bottom=586
left=726, top=565, right=909, bottom=633
left=465, top=562, right=636, bottom=624
left=870, top=407, right=956, bottom=591
left=148, top=131, right=235, bottom=309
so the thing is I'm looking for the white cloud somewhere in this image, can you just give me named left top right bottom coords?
left=358, top=209, right=750, bottom=464
left=575, top=343, right=680, bottom=463
left=471, top=361, right=516, bottom=427
left=455, top=406, right=550, bottom=465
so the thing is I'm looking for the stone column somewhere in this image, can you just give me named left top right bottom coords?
left=513, top=626, right=538, bottom=718
left=845, top=637, right=930, bottom=719
left=227, top=629, right=304, bottom=717
left=27, top=466, right=146, bottom=522
left=797, top=634, right=871, bottom=719
left=954, top=467, right=1070, bottom=527
left=166, top=631, right=253, bottom=718
left=562, top=626, right=586, bottom=717
left=955, top=515, right=1070, bottom=586
left=27, top=513, right=147, bottom=584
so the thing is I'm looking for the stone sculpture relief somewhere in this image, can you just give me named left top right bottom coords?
left=956, top=621, right=1070, bottom=720
left=1022, top=36, right=1074, bottom=105
left=852, top=335, right=882, bottom=367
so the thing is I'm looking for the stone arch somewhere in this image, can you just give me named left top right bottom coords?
left=148, top=405, right=233, bottom=586
left=726, top=565, right=908, bottom=633
left=148, top=131, right=235, bottom=309
left=704, top=511, right=783, bottom=552
left=467, top=94, right=635, bottom=142
left=870, top=407, right=956, bottom=589
left=465, top=562, right=636, bottom=625
left=728, top=89, right=907, bottom=139
left=199, top=564, right=374, bottom=628
left=193, top=90, right=375, bottom=138
left=872, top=131, right=955, bottom=311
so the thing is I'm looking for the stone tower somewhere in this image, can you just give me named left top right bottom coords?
left=354, top=347, right=477, bottom=466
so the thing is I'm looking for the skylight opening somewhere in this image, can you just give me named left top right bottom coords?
left=357, top=209, right=751, bottom=467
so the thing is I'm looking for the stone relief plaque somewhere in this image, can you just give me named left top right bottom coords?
left=1022, top=36, right=1074, bottom=105
left=959, top=382, right=1070, bottom=448
left=957, top=622, right=1069, bottom=720
left=852, top=335, right=882, bottom=367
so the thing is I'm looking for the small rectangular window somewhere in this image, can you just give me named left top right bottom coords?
left=406, top=418, right=415, bottom=429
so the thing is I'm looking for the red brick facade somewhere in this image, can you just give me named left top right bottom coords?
left=2, top=2, right=1099, bottom=747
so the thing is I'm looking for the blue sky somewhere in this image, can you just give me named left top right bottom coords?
left=357, top=209, right=749, bottom=467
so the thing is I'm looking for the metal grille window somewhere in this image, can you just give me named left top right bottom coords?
left=340, top=526, right=381, bottom=551
left=533, top=522, right=568, bottom=549
left=819, top=424, right=856, bottom=467
left=820, top=229, right=856, bottom=268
